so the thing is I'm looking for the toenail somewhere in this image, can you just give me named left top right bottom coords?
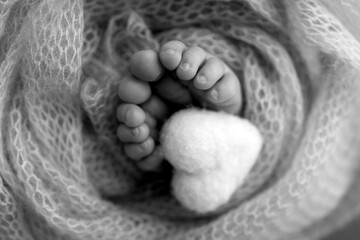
left=180, top=63, right=191, bottom=71
left=162, top=48, right=175, bottom=55
left=196, top=75, right=207, bottom=84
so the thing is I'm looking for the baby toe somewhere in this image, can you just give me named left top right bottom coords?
left=118, top=75, right=151, bottom=104
left=124, top=137, right=155, bottom=160
left=206, top=72, right=242, bottom=115
left=193, top=57, right=225, bottom=90
left=144, top=112, right=157, bottom=129
left=159, top=40, right=187, bottom=71
left=144, top=113, right=159, bottom=140
left=154, top=74, right=192, bottom=105
left=117, top=104, right=146, bottom=127
left=176, top=46, right=207, bottom=81
left=141, top=95, right=169, bottom=121
left=137, top=147, right=164, bottom=171
left=117, top=123, right=150, bottom=143
left=130, top=50, right=164, bottom=82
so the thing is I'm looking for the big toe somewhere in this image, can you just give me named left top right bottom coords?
left=130, top=50, right=165, bottom=82
left=159, top=40, right=187, bottom=71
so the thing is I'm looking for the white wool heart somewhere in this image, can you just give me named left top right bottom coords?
left=161, top=108, right=263, bottom=213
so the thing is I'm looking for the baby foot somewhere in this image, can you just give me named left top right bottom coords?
left=117, top=50, right=168, bottom=171
left=157, top=40, right=242, bottom=115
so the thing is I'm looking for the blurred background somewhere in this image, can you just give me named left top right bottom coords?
left=322, top=217, right=360, bottom=240
left=318, top=1, right=360, bottom=240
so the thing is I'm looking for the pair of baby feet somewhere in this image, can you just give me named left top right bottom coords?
left=117, top=40, right=242, bottom=171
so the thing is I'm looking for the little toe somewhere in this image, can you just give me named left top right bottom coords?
left=176, top=46, right=207, bottom=81
left=206, top=72, right=242, bottom=115
left=117, top=104, right=146, bottom=127
left=118, top=75, right=151, bottom=104
left=138, top=147, right=164, bottom=171
left=130, top=50, right=164, bottom=82
left=193, top=57, right=225, bottom=90
left=117, top=123, right=150, bottom=143
left=159, top=40, right=187, bottom=71
left=124, top=137, right=155, bottom=160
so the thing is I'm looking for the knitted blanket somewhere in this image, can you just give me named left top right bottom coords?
left=1, top=0, right=360, bottom=239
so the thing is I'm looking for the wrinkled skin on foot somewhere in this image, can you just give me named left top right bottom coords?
left=0, top=0, right=360, bottom=240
